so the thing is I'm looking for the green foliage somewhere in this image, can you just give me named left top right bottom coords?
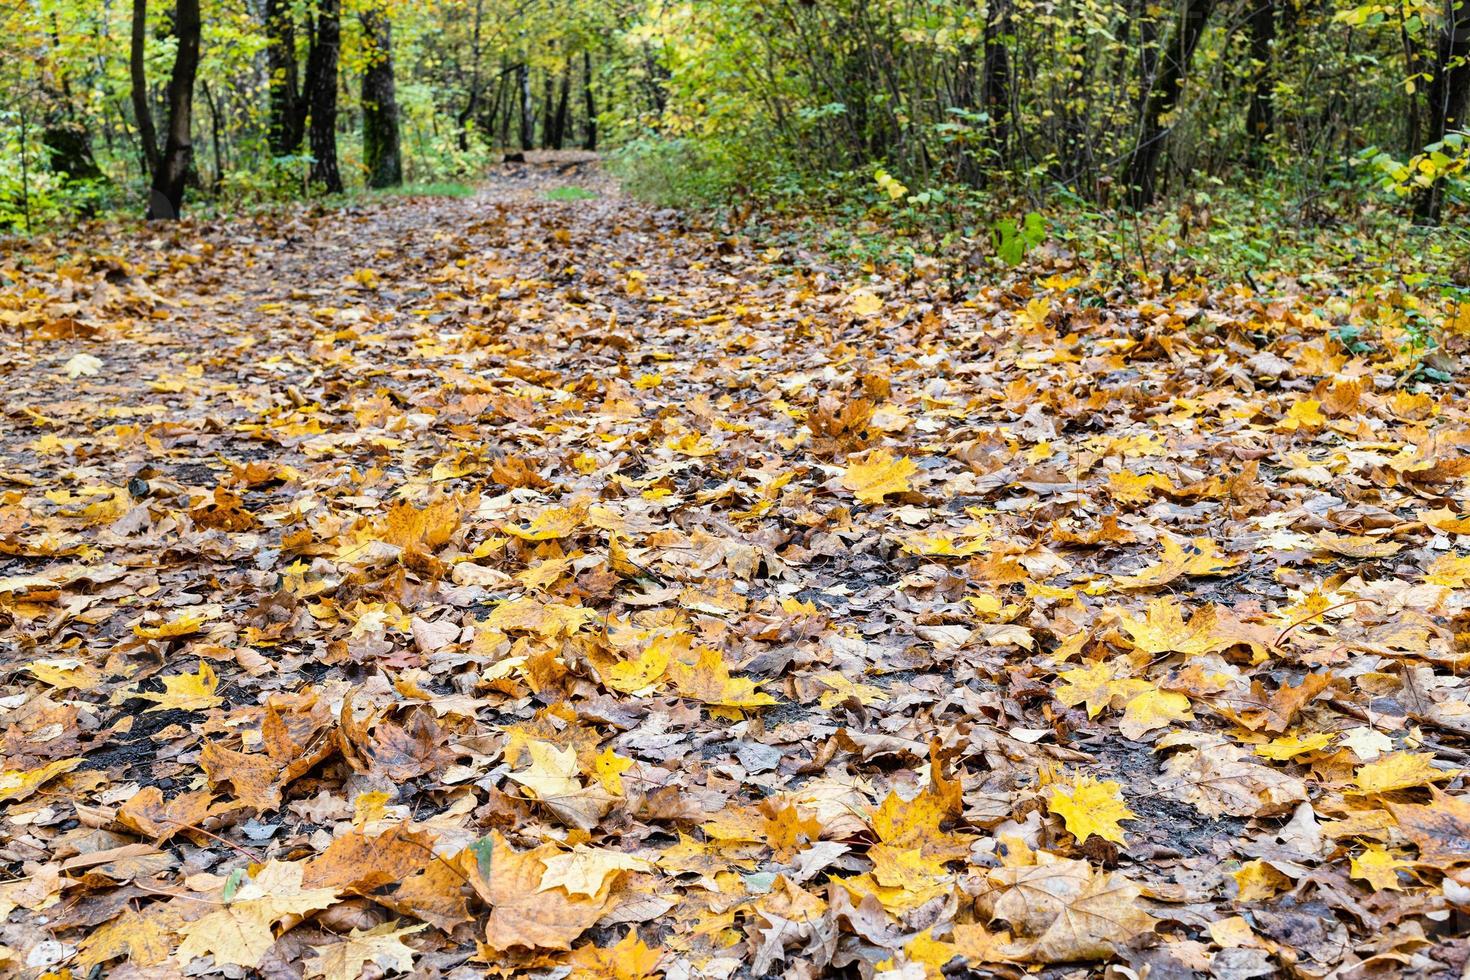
left=544, top=186, right=599, bottom=201
left=608, top=138, right=745, bottom=208
left=993, top=213, right=1047, bottom=267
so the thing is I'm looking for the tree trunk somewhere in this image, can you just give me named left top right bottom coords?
left=148, top=0, right=201, bottom=219
left=360, top=5, right=403, bottom=188
left=982, top=0, right=1012, bottom=155
left=1245, top=0, right=1276, bottom=160
left=582, top=51, right=597, bottom=150
left=518, top=63, right=534, bottom=151
left=1125, top=0, right=1217, bottom=207
left=456, top=0, right=484, bottom=151
left=130, top=0, right=161, bottom=179
left=1415, top=0, right=1470, bottom=222
left=265, top=0, right=304, bottom=154
left=540, top=70, right=555, bottom=148
left=550, top=67, right=570, bottom=150
left=304, top=0, right=343, bottom=193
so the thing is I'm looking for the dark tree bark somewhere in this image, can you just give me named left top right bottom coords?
left=1415, top=0, right=1470, bottom=222
left=550, top=67, right=570, bottom=150
left=539, top=70, right=555, bottom=148
left=1246, top=0, right=1276, bottom=158
left=518, top=63, right=534, bottom=151
left=130, top=0, right=162, bottom=179
left=148, top=0, right=201, bottom=219
left=304, top=0, right=343, bottom=193
left=582, top=51, right=597, bottom=151
left=456, top=0, right=484, bottom=150
left=981, top=0, right=1013, bottom=154
left=265, top=0, right=304, bottom=154
left=1125, top=0, right=1217, bottom=207
left=360, top=5, right=403, bottom=188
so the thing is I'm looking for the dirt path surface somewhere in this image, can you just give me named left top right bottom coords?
left=3, top=159, right=1470, bottom=977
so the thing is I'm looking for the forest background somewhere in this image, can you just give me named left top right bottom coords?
left=2, top=0, right=1468, bottom=297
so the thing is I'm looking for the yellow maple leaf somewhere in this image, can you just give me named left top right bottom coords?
left=1055, top=660, right=1146, bottom=719
left=1108, top=470, right=1175, bottom=505
left=133, top=609, right=212, bottom=640
left=604, top=635, right=677, bottom=694
left=1350, top=846, right=1412, bottom=891
left=565, top=928, right=664, bottom=980
left=1046, top=774, right=1135, bottom=844
left=850, top=289, right=884, bottom=316
left=1276, top=399, right=1325, bottom=432
left=538, top=845, right=651, bottom=898
left=1352, top=752, right=1453, bottom=795
left=1119, top=687, right=1193, bottom=740
left=877, top=927, right=960, bottom=978
left=1232, top=859, right=1290, bottom=902
left=1255, top=731, right=1335, bottom=760
left=811, top=670, right=889, bottom=709
left=26, top=657, right=103, bottom=690
left=1117, top=598, right=1225, bottom=656
left=0, top=757, right=83, bottom=804
left=504, top=504, right=585, bottom=541
left=135, top=662, right=224, bottom=712
left=666, top=647, right=777, bottom=709
left=1114, top=535, right=1241, bottom=589
left=592, top=747, right=634, bottom=795
left=841, top=449, right=917, bottom=505
left=507, top=741, right=615, bottom=831
left=176, top=861, right=339, bottom=969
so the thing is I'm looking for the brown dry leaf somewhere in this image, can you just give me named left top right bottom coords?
left=302, top=822, right=436, bottom=891
left=306, top=921, right=425, bottom=980
left=175, top=860, right=340, bottom=968
left=986, top=853, right=1156, bottom=963
left=118, top=786, right=233, bottom=843
left=462, top=834, right=612, bottom=951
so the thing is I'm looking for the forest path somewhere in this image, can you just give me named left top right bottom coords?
left=2, top=157, right=1468, bottom=976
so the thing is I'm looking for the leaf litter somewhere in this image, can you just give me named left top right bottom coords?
left=2, top=164, right=1470, bottom=977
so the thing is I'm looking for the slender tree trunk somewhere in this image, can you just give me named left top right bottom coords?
left=518, top=63, right=534, bottom=151
left=1415, top=0, right=1470, bottom=222
left=204, top=80, right=224, bottom=191
left=148, top=0, right=201, bottom=219
left=982, top=0, right=1012, bottom=156
left=1125, top=0, right=1217, bottom=207
left=265, top=0, right=304, bottom=154
left=582, top=51, right=597, bottom=150
left=304, top=0, right=343, bottom=193
left=360, top=4, right=403, bottom=188
left=539, top=70, right=555, bottom=148
left=456, top=0, right=484, bottom=150
left=1246, top=0, right=1276, bottom=160
left=550, top=67, right=570, bottom=150
left=130, top=0, right=161, bottom=179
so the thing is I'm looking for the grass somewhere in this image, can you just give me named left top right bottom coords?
left=368, top=181, right=477, bottom=199
left=544, top=185, right=599, bottom=201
